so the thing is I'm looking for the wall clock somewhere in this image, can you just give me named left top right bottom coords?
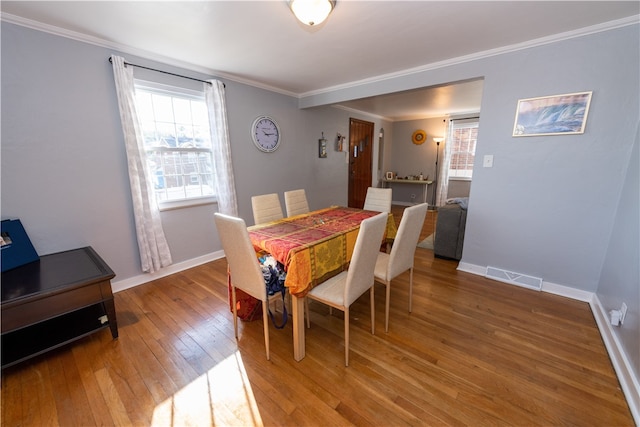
left=251, top=116, right=281, bottom=153
left=412, top=129, right=426, bottom=145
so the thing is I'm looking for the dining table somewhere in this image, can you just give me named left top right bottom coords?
left=247, top=206, right=397, bottom=361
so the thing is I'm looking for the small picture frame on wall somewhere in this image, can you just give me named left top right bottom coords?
left=318, top=137, right=327, bottom=158
left=512, top=91, right=592, bottom=137
left=385, top=171, right=394, bottom=180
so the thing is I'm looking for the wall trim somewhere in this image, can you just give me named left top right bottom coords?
left=3, top=11, right=638, bottom=102
left=457, top=261, right=486, bottom=276
left=111, top=250, right=225, bottom=293
left=591, top=295, right=640, bottom=425
left=112, top=255, right=639, bottom=422
left=298, top=15, right=640, bottom=99
left=458, top=261, right=639, bottom=424
left=0, top=13, right=298, bottom=98
left=541, top=280, right=594, bottom=303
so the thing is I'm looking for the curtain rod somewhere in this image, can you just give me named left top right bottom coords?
left=108, top=57, right=224, bottom=87
left=450, top=116, right=480, bottom=121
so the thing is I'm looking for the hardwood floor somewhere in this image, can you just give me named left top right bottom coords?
left=1, top=207, right=633, bottom=426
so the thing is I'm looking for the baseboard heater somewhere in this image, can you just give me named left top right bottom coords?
left=485, top=266, right=543, bottom=291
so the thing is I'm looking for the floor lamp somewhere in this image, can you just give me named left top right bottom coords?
left=432, top=137, right=444, bottom=208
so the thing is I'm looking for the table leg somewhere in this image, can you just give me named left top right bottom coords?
left=104, top=298, right=119, bottom=338
left=292, top=295, right=305, bottom=361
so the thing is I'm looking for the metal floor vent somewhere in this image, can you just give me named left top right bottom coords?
left=485, top=266, right=543, bottom=291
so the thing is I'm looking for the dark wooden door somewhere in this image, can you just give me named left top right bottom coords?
left=348, top=118, right=374, bottom=208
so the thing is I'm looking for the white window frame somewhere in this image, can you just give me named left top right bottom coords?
left=448, top=119, right=478, bottom=181
left=134, top=80, right=216, bottom=211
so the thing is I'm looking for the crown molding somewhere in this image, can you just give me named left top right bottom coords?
left=299, top=15, right=640, bottom=99
left=0, top=12, right=298, bottom=98
left=3, top=12, right=638, bottom=100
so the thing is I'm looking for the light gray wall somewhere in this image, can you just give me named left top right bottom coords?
left=465, top=25, right=638, bottom=292
left=447, top=180, right=471, bottom=199
left=302, top=23, right=639, bottom=389
left=597, top=125, right=639, bottom=382
left=0, top=21, right=386, bottom=281
left=387, top=117, right=473, bottom=204
left=303, top=23, right=638, bottom=291
left=2, top=17, right=638, bottom=389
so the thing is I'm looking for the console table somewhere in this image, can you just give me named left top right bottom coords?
left=1, top=246, right=117, bottom=369
left=382, top=179, right=433, bottom=204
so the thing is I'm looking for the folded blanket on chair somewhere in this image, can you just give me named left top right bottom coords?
left=446, top=197, right=469, bottom=210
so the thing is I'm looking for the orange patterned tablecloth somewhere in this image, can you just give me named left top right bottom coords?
left=248, top=206, right=396, bottom=297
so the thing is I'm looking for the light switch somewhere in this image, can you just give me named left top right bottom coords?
left=483, top=155, right=494, bottom=168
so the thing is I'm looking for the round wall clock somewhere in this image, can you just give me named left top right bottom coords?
left=251, top=116, right=281, bottom=153
left=412, top=129, right=427, bottom=145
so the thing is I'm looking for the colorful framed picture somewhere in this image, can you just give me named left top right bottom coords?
left=512, top=91, right=592, bottom=137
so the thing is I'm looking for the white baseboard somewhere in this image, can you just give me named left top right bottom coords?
left=112, top=255, right=639, bottom=423
left=591, top=295, right=640, bottom=425
left=110, top=250, right=225, bottom=293
left=457, top=261, right=486, bottom=276
left=459, top=261, right=639, bottom=424
left=541, top=280, right=593, bottom=302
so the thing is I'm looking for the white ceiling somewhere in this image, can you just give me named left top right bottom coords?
left=2, top=1, right=638, bottom=120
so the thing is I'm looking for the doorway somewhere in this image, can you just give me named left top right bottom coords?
left=348, top=118, right=374, bottom=208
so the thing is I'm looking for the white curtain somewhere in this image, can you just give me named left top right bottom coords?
left=435, top=122, right=452, bottom=207
left=110, top=55, right=172, bottom=273
left=204, top=80, right=239, bottom=216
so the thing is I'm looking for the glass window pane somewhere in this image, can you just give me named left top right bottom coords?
left=135, top=84, right=216, bottom=203
left=448, top=121, right=478, bottom=178
left=191, top=102, right=209, bottom=126
left=173, top=98, right=192, bottom=125
left=152, top=94, right=175, bottom=123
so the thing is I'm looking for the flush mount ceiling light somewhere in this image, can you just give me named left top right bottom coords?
left=289, top=0, right=336, bottom=26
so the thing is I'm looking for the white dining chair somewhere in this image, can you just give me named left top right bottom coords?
left=305, top=212, right=387, bottom=366
left=363, top=187, right=392, bottom=212
left=374, top=202, right=428, bottom=332
left=214, top=213, right=271, bottom=360
left=284, top=189, right=310, bottom=217
left=251, top=193, right=284, bottom=225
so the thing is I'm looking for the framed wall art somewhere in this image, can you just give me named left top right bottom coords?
left=512, top=91, right=592, bottom=137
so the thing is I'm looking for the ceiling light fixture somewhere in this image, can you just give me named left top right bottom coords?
left=289, top=0, right=336, bottom=26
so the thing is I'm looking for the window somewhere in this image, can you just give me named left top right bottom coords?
left=448, top=119, right=478, bottom=180
left=134, top=82, right=214, bottom=207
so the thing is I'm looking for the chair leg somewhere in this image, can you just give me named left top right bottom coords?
left=305, top=298, right=310, bottom=329
left=262, top=300, right=270, bottom=360
left=385, top=280, right=391, bottom=333
left=408, top=267, right=414, bottom=313
left=232, top=286, right=239, bottom=339
left=370, top=287, right=375, bottom=335
left=344, top=306, right=349, bottom=367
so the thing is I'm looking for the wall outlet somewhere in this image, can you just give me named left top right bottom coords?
left=620, top=302, right=627, bottom=325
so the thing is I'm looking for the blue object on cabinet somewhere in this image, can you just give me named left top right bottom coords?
left=1, top=219, right=39, bottom=272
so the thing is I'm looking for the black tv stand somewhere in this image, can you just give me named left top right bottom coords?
left=1, top=246, right=117, bottom=369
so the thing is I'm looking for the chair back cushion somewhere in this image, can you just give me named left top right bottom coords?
left=214, top=213, right=266, bottom=301
left=344, top=212, right=387, bottom=305
left=251, top=193, right=284, bottom=225
left=284, top=189, right=310, bottom=217
left=363, top=187, right=392, bottom=212
left=387, top=203, right=429, bottom=278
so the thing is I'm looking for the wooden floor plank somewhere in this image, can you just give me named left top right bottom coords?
left=1, top=206, right=634, bottom=426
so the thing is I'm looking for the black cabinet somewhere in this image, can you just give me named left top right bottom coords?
left=1, top=247, right=117, bottom=369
